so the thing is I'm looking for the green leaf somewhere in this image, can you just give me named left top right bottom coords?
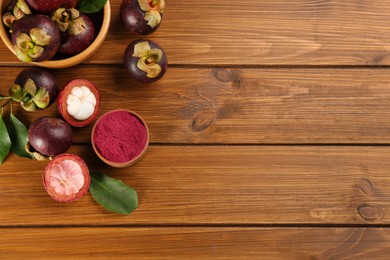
left=8, top=114, right=33, bottom=159
left=89, top=171, right=138, bottom=214
left=0, top=111, right=11, bottom=164
left=77, top=0, right=108, bottom=13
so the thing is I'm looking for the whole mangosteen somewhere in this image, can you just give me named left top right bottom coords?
left=28, top=116, right=73, bottom=157
left=25, top=0, right=79, bottom=14
left=12, top=67, right=58, bottom=111
left=123, top=39, right=168, bottom=83
left=12, top=14, right=61, bottom=62
left=120, top=0, right=165, bottom=35
left=51, top=8, right=95, bottom=55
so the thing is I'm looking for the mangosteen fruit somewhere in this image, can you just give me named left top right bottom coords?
left=2, top=0, right=32, bottom=33
left=123, top=39, right=168, bottom=83
left=25, top=0, right=79, bottom=14
left=120, top=0, right=165, bottom=35
left=43, top=153, right=90, bottom=202
left=28, top=116, right=73, bottom=157
left=12, top=14, right=60, bottom=62
left=51, top=8, right=95, bottom=55
left=58, top=79, right=100, bottom=127
left=12, top=67, right=58, bottom=111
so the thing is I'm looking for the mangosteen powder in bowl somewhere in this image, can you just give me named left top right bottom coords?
left=91, top=109, right=149, bottom=168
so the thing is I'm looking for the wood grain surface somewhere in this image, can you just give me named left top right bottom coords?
left=2, top=66, right=390, bottom=144
left=1, top=0, right=390, bottom=258
left=1, top=227, right=389, bottom=259
left=2, top=1, right=390, bottom=65
left=0, top=145, right=389, bottom=225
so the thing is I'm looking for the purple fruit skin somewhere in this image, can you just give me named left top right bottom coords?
left=28, top=117, right=73, bottom=156
left=25, top=0, right=79, bottom=14
left=123, top=39, right=168, bottom=83
left=59, top=13, right=95, bottom=55
left=12, top=15, right=60, bottom=62
left=15, top=68, right=58, bottom=105
left=120, top=0, right=162, bottom=35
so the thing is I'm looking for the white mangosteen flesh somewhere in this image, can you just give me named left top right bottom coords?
left=66, top=86, right=97, bottom=121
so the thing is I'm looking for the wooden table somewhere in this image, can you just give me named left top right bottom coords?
left=1, top=1, right=390, bottom=258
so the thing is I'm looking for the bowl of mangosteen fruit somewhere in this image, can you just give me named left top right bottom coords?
left=0, top=0, right=111, bottom=68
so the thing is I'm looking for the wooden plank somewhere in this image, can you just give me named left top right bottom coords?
left=3, top=0, right=390, bottom=65
left=0, top=145, right=390, bottom=225
left=0, top=227, right=389, bottom=259
left=2, top=66, right=390, bottom=144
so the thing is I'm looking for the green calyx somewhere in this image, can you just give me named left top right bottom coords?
left=51, top=8, right=80, bottom=32
left=8, top=79, right=50, bottom=111
left=133, top=41, right=163, bottom=78
left=138, top=0, right=165, bottom=28
left=2, top=0, right=31, bottom=32
left=13, top=0, right=31, bottom=19
left=13, top=28, right=51, bottom=62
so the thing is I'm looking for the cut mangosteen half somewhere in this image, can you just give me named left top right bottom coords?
left=58, top=79, right=100, bottom=127
left=43, top=153, right=90, bottom=202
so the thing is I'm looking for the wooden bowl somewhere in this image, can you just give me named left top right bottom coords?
left=91, top=109, right=150, bottom=168
left=0, top=0, right=111, bottom=68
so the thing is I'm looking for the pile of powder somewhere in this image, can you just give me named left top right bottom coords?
left=93, top=110, right=148, bottom=163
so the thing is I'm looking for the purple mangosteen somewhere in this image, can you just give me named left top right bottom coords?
left=11, top=14, right=60, bottom=62
left=51, top=8, right=95, bottom=55
left=25, top=0, right=79, bottom=14
left=120, top=0, right=165, bottom=35
left=28, top=116, right=73, bottom=157
left=12, top=67, right=58, bottom=111
left=123, top=39, right=168, bottom=83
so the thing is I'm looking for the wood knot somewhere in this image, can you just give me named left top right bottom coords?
left=358, top=178, right=374, bottom=196
left=191, top=110, right=216, bottom=132
left=357, top=204, right=383, bottom=221
left=212, top=68, right=241, bottom=89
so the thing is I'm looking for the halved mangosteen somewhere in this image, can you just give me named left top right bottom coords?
left=58, top=79, right=100, bottom=127
left=43, top=153, right=90, bottom=202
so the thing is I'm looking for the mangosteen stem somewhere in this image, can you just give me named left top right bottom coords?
left=9, top=100, right=13, bottom=114
left=146, top=57, right=154, bottom=64
left=0, top=96, right=11, bottom=101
